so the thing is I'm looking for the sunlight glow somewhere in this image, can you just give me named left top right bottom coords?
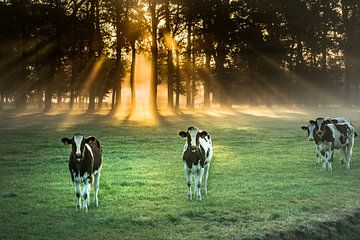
left=82, top=55, right=106, bottom=92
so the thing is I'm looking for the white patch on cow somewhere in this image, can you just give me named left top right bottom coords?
left=308, top=123, right=316, bottom=141
left=85, top=143, right=94, bottom=159
left=74, top=134, right=84, bottom=156
left=94, top=169, right=101, bottom=207
left=188, top=128, right=199, bottom=147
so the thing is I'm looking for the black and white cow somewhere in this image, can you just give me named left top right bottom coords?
left=302, top=121, right=356, bottom=170
left=61, top=133, right=102, bottom=212
left=179, top=127, right=212, bottom=201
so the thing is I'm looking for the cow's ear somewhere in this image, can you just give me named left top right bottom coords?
left=61, top=138, right=71, bottom=145
left=199, top=131, right=208, bottom=138
left=85, top=136, right=96, bottom=144
left=309, top=120, right=315, bottom=125
left=301, top=126, right=308, bottom=130
left=324, top=119, right=332, bottom=124
left=179, top=131, right=187, bottom=138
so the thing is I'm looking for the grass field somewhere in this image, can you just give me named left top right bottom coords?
left=1, top=107, right=360, bottom=239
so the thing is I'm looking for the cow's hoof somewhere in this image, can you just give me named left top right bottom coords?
left=76, top=205, right=81, bottom=212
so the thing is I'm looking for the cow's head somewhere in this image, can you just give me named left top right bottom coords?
left=61, top=133, right=95, bottom=161
left=179, top=127, right=208, bottom=152
left=315, top=117, right=336, bottom=137
left=301, top=120, right=316, bottom=141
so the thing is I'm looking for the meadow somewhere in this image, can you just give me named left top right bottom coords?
left=1, top=107, right=360, bottom=239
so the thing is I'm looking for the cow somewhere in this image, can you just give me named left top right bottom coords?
left=179, top=127, right=213, bottom=201
left=302, top=121, right=356, bottom=170
left=61, top=133, right=102, bottom=212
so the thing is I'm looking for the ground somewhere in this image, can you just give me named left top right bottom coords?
left=1, top=106, right=360, bottom=240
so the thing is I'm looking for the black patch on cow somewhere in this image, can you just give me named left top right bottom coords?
left=319, top=125, right=335, bottom=147
left=76, top=192, right=80, bottom=198
left=206, top=148, right=210, bottom=158
left=83, top=194, right=87, bottom=200
left=335, top=124, right=349, bottom=144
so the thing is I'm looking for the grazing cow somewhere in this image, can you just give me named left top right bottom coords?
left=302, top=121, right=356, bottom=170
left=179, top=127, right=213, bottom=201
left=61, top=133, right=102, bottom=212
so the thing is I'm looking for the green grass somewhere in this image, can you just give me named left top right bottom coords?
left=1, top=108, right=360, bottom=239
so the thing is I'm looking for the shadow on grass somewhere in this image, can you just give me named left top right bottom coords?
left=262, top=209, right=360, bottom=240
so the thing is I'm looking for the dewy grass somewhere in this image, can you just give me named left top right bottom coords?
left=1, top=108, right=360, bottom=239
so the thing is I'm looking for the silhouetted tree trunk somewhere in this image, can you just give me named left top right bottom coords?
left=97, top=95, right=103, bottom=110
left=203, top=52, right=211, bottom=108
left=0, top=94, right=3, bottom=111
left=130, top=41, right=136, bottom=111
left=149, top=0, right=158, bottom=113
left=112, top=1, right=125, bottom=113
left=175, top=49, right=180, bottom=111
left=186, top=22, right=192, bottom=108
left=165, top=0, right=174, bottom=110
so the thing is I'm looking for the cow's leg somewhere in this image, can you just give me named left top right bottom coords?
left=184, top=164, right=192, bottom=200
left=82, top=177, right=91, bottom=212
left=74, top=181, right=81, bottom=211
left=325, top=150, right=333, bottom=171
left=203, top=163, right=210, bottom=196
left=94, top=171, right=101, bottom=207
left=345, top=144, right=352, bottom=170
left=194, top=167, right=202, bottom=201
left=315, top=145, right=321, bottom=164
left=339, top=147, right=345, bottom=164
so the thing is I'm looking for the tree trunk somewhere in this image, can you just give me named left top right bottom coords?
left=97, top=96, right=103, bottom=110
left=215, top=50, right=229, bottom=108
left=15, top=92, right=27, bottom=112
left=111, top=88, right=116, bottom=110
left=165, top=0, right=174, bottom=110
left=87, top=86, right=96, bottom=113
left=43, top=88, right=52, bottom=112
left=0, top=93, right=4, bottom=111
left=112, top=1, right=124, bottom=114
left=186, top=22, right=192, bottom=108
left=130, top=41, right=136, bottom=111
left=149, top=0, right=158, bottom=114
left=175, top=49, right=180, bottom=111
left=203, top=52, right=211, bottom=108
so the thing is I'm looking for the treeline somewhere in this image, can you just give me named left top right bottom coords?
left=0, top=0, right=360, bottom=112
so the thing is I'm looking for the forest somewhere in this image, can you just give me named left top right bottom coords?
left=0, top=0, right=360, bottom=113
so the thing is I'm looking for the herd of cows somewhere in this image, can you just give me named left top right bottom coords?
left=301, top=117, right=357, bottom=171
left=61, top=117, right=356, bottom=212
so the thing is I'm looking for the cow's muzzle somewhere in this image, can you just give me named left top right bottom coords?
left=316, top=131, right=324, bottom=137
left=190, top=146, right=197, bottom=152
left=308, top=137, right=314, bottom=141
left=75, top=154, right=82, bottom=161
